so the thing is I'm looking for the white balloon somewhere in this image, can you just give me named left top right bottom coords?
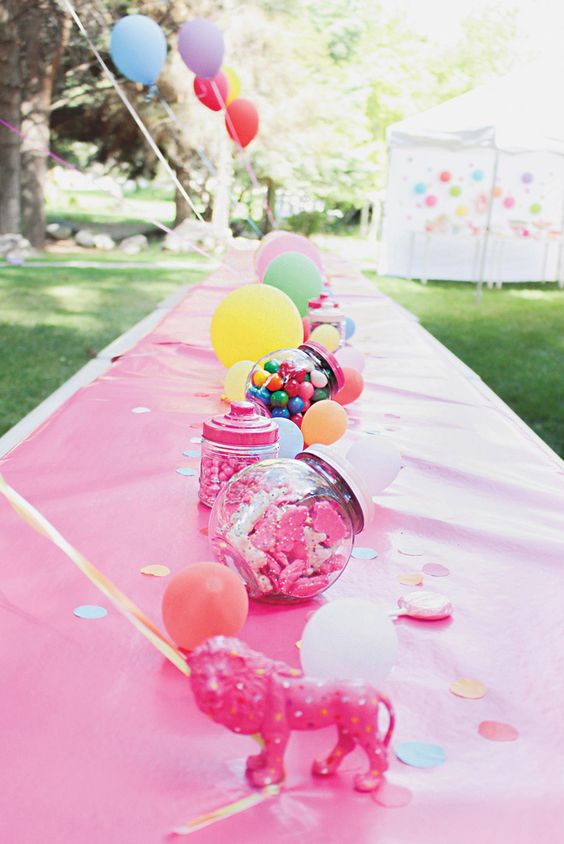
left=273, top=417, right=304, bottom=459
left=347, top=435, right=401, bottom=495
left=335, top=345, right=365, bottom=373
left=300, top=598, right=398, bottom=686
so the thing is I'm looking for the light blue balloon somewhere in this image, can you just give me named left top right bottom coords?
left=110, top=15, right=167, bottom=86
left=344, top=316, right=356, bottom=340
left=414, top=182, right=427, bottom=195
left=274, top=417, right=304, bottom=459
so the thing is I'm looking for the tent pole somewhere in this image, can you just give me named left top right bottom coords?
left=476, top=144, right=500, bottom=303
left=556, top=156, right=564, bottom=288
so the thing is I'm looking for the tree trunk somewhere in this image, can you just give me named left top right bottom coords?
left=211, top=134, right=232, bottom=238
left=174, top=167, right=192, bottom=228
left=261, top=177, right=276, bottom=233
left=0, top=1, right=21, bottom=234
left=19, top=1, right=69, bottom=249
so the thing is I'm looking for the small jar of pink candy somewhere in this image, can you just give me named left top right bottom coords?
left=308, top=292, right=346, bottom=346
left=199, top=402, right=279, bottom=508
left=209, top=444, right=373, bottom=602
left=245, top=341, right=344, bottom=428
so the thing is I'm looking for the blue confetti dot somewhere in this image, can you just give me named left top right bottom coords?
left=176, top=467, right=197, bottom=476
left=395, top=741, right=446, bottom=768
left=73, top=605, right=107, bottom=620
left=182, top=449, right=201, bottom=458
left=351, top=547, right=379, bottom=560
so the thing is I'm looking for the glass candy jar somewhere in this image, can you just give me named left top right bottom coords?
left=199, top=402, right=279, bottom=508
left=308, top=292, right=346, bottom=346
left=209, top=444, right=374, bottom=602
left=245, top=341, right=344, bottom=427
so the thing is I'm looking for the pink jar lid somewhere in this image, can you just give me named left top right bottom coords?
left=202, top=401, right=279, bottom=446
left=297, top=444, right=374, bottom=532
left=308, top=299, right=322, bottom=309
left=300, top=341, right=345, bottom=392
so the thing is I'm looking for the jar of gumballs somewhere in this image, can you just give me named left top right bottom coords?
left=199, top=402, right=279, bottom=508
left=308, top=293, right=346, bottom=346
left=245, top=342, right=344, bottom=428
left=209, top=444, right=373, bottom=602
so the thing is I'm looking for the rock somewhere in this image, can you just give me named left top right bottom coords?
left=75, top=229, right=95, bottom=248
left=163, top=219, right=231, bottom=253
left=119, top=234, right=148, bottom=255
left=46, top=222, right=73, bottom=240
left=93, top=233, right=116, bottom=251
left=0, top=234, right=34, bottom=259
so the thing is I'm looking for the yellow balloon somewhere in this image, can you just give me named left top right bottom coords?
left=211, top=284, right=303, bottom=368
left=309, top=324, right=341, bottom=353
left=223, top=66, right=241, bottom=105
left=224, top=360, right=254, bottom=402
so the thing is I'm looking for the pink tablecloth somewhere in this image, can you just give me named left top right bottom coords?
left=1, top=253, right=563, bottom=844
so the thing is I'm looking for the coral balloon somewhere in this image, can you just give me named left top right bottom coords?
left=335, top=367, right=364, bottom=405
left=194, top=71, right=228, bottom=111
left=225, top=99, right=259, bottom=148
left=263, top=252, right=323, bottom=317
left=335, top=345, right=365, bottom=373
left=256, top=233, right=323, bottom=279
left=224, top=360, right=254, bottom=402
left=162, top=563, right=248, bottom=650
left=301, top=400, right=347, bottom=447
left=110, top=14, right=167, bottom=85
left=222, top=66, right=241, bottom=105
left=347, top=435, right=401, bottom=494
left=178, top=18, right=224, bottom=78
left=309, top=324, right=341, bottom=353
left=211, top=285, right=303, bottom=368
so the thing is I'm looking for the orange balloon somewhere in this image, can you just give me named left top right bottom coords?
left=335, top=367, right=364, bottom=405
left=162, top=562, right=248, bottom=650
left=301, top=400, right=348, bottom=446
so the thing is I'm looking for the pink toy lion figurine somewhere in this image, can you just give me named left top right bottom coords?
left=187, top=636, right=395, bottom=792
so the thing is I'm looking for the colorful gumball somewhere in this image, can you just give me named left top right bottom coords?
left=301, top=400, right=348, bottom=447
left=309, top=324, right=341, bottom=353
left=225, top=98, right=259, bottom=148
left=264, top=359, right=280, bottom=374
left=312, top=388, right=328, bottom=403
left=224, top=359, right=254, bottom=402
left=193, top=71, right=228, bottom=111
left=266, top=373, right=283, bottom=392
left=162, top=562, right=248, bottom=650
left=335, top=367, right=364, bottom=405
left=285, top=379, right=300, bottom=397
left=298, top=381, right=314, bottom=401
left=270, top=390, right=289, bottom=407
left=288, top=396, right=305, bottom=415
left=271, top=407, right=290, bottom=419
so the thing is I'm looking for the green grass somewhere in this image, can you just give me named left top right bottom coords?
left=367, top=274, right=564, bottom=457
left=46, top=188, right=175, bottom=229
left=0, top=263, right=206, bottom=436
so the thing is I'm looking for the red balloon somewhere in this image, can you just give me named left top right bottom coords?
left=335, top=366, right=364, bottom=406
left=194, top=71, right=228, bottom=111
left=225, top=98, right=259, bottom=148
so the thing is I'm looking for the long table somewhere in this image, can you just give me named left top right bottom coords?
left=1, top=253, right=563, bottom=843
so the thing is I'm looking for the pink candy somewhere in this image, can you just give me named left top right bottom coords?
left=199, top=450, right=274, bottom=507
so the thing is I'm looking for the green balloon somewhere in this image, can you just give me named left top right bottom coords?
left=263, top=251, right=323, bottom=317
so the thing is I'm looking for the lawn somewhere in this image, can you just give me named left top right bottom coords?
left=368, top=274, right=564, bottom=457
left=0, top=263, right=206, bottom=437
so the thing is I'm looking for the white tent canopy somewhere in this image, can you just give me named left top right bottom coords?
left=380, top=61, right=564, bottom=284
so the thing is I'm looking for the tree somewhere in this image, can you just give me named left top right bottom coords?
left=0, top=0, right=22, bottom=235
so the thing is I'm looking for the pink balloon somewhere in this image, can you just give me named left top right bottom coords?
left=256, top=234, right=323, bottom=281
left=335, top=345, right=365, bottom=373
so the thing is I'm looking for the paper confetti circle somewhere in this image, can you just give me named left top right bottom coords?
left=182, top=449, right=202, bottom=458
left=449, top=677, right=487, bottom=699
left=176, top=467, right=197, bottom=476
left=190, top=435, right=203, bottom=443
left=73, top=604, right=107, bottom=620
left=397, top=572, right=423, bottom=586
left=131, top=406, right=151, bottom=414
left=422, top=563, right=450, bottom=577
left=395, top=741, right=445, bottom=768
left=397, top=539, right=424, bottom=556
left=140, top=564, right=171, bottom=577
left=478, top=721, right=518, bottom=742
left=373, top=781, right=413, bottom=808
left=351, top=547, right=379, bottom=560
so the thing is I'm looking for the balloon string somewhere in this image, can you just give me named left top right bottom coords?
left=0, top=117, right=243, bottom=277
left=211, top=80, right=277, bottom=230
left=59, top=0, right=206, bottom=226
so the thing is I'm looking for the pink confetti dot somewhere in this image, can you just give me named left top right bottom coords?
left=478, top=721, right=518, bottom=742
left=373, top=781, right=413, bottom=808
left=422, top=563, right=450, bottom=577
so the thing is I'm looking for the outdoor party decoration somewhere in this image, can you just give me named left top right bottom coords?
left=302, top=316, right=311, bottom=341
left=308, top=324, right=341, bottom=353
left=256, top=232, right=323, bottom=279
left=394, top=591, right=453, bottom=621
left=223, top=66, right=241, bottom=104
left=263, top=252, right=323, bottom=317
left=300, top=598, right=398, bottom=687
left=307, top=292, right=346, bottom=347
left=110, top=14, right=167, bottom=86
left=187, top=635, right=395, bottom=792
left=209, top=444, right=374, bottom=601
left=198, top=402, right=279, bottom=508
left=178, top=18, right=225, bottom=78
left=273, top=416, right=304, bottom=458
left=301, top=400, right=347, bottom=446
left=225, top=98, right=259, bottom=148
left=335, top=366, right=364, bottom=405
left=245, top=342, right=344, bottom=427
left=223, top=360, right=255, bottom=402
left=347, top=435, right=401, bottom=494
left=161, top=562, right=248, bottom=650
left=193, top=71, right=228, bottom=111
left=335, top=344, right=366, bottom=373
left=344, top=316, right=356, bottom=340
left=210, top=285, right=303, bottom=368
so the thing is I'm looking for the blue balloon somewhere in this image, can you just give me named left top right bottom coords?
left=110, top=15, right=167, bottom=86
left=344, top=316, right=356, bottom=340
left=274, top=417, right=304, bottom=459
left=414, top=182, right=427, bottom=195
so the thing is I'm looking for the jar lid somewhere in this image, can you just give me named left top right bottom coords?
left=308, top=299, right=322, bottom=309
left=202, top=401, right=279, bottom=446
left=297, top=444, right=374, bottom=532
left=300, top=341, right=345, bottom=392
